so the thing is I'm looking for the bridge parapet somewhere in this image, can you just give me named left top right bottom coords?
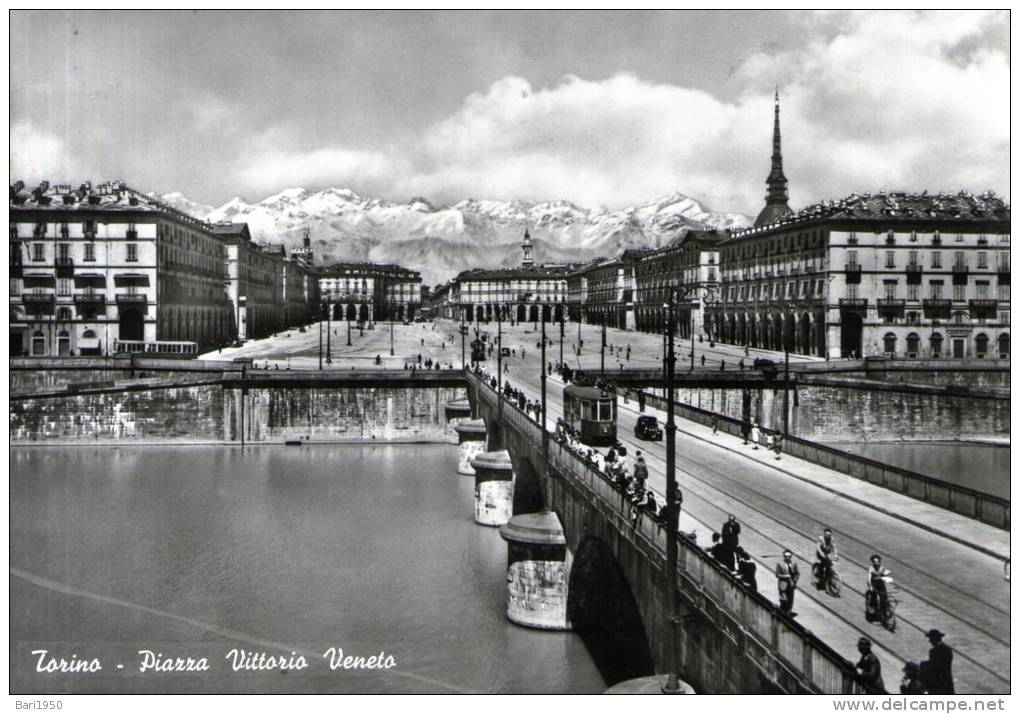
left=466, top=370, right=873, bottom=694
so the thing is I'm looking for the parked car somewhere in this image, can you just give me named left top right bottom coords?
left=634, top=415, right=663, bottom=441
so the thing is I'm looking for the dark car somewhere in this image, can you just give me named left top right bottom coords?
left=753, top=357, right=779, bottom=378
left=634, top=415, right=663, bottom=441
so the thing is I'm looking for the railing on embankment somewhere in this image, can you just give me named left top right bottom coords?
left=638, top=391, right=1010, bottom=531
left=467, top=370, right=874, bottom=695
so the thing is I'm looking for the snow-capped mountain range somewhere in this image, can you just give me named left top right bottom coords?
left=154, top=187, right=751, bottom=285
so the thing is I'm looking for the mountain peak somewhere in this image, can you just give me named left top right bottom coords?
left=171, top=187, right=751, bottom=285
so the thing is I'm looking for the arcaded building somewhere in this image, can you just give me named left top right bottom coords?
left=10, top=180, right=320, bottom=356
left=10, top=181, right=233, bottom=356
left=317, top=262, right=422, bottom=323
left=711, top=192, right=1010, bottom=359
left=448, top=230, right=572, bottom=323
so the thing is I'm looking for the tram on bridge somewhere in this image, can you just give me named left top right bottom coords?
left=562, top=380, right=617, bottom=446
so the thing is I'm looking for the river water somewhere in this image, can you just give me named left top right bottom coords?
left=10, top=444, right=604, bottom=694
left=821, top=441, right=1011, bottom=500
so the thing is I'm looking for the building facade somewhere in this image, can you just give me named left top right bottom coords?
left=10, top=181, right=233, bottom=356
left=317, top=263, right=422, bottom=323
left=583, top=250, right=648, bottom=330
left=10, top=180, right=319, bottom=356
left=710, top=192, right=1010, bottom=359
left=634, top=230, right=724, bottom=338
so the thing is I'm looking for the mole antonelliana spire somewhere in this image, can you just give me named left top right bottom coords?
left=754, top=88, right=794, bottom=227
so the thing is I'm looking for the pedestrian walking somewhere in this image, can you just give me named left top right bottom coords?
left=711, top=415, right=719, bottom=435
left=638, top=391, right=646, bottom=413
left=773, top=432, right=783, bottom=460
left=632, top=453, right=649, bottom=494
left=701, top=354, right=706, bottom=366
left=750, top=421, right=761, bottom=449
left=922, top=629, right=954, bottom=694
left=856, top=638, right=886, bottom=693
left=776, top=550, right=799, bottom=614
left=719, top=359, right=726, bottom=371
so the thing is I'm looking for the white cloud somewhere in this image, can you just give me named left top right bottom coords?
left=396, top=10, right=1008, bottom=212
left=205, top=10, right=1011, bottom=211
left=10, top=121, right=68, bottom=185
left=235, top=144, right=406, bottom=199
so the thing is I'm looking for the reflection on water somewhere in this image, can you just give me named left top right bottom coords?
left=823, top=441, right=1010, bottom=500
left=10, top=445, right=604, bottom=694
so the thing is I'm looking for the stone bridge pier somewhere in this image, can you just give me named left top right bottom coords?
left=466, top=374, right=868, bottom=694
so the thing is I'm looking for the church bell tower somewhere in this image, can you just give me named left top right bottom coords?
left=521, top=227, right=534, bottom=269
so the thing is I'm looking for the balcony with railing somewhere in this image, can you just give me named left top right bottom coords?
left=844, top=264, right=862, bottom=284
left=923, top=299, right=952, bottom=319
left=22, top=293, right=55, bottom=314
left=877, top=299, right=906, bottom=318
left=838, top=297, right=867, bottom=310
left=115, top=293, right=148, bottom=305
left=969, top=299, right=998, bottom=319
left=74, top=292, right=107, bottom=306
left=952, top=263, right=969, bottom=285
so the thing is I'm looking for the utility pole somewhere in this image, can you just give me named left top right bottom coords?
left=541, top=312, right=548, bottom=464
left=690, top=305, right=696, bottom=372
left=318, top=310, right=323, bottom=370
left=600, top=320, right=606, bottom=376
left=559, top=309, right=564, bottom=368
left=460, top=313, right=466, bottom=369
left=389, top=311, right=395, bottom=357
left=497, top=306, right=503, bottom=428
left=326, top=303, right=332, bottom=364
left=347, top=307, right=352, bottom=346
left=662, top=291, right=682, bottom=694
left=784, top=344, right=790, bottom=437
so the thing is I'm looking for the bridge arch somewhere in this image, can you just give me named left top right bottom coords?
left=512, top=455, right=544, bottom=515
left=567, top=536, right=655, bottom=686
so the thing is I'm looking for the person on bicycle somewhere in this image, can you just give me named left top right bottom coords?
left=814, top=528, right=839, bottom=590
left=866, top=554, right=891, bottom=622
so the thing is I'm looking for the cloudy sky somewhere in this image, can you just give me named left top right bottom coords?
left=10, top=10, right=1010, bottom=215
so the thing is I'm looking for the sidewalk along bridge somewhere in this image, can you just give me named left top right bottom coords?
left=465, top=370, right=877, bottom=695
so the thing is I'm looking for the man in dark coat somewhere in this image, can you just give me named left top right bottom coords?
left=721, top=515, right=741, bottom=571
left=923, top=629, right=955, bottom=694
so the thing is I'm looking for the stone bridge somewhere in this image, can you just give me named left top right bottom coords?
left=465, top=370, right=872, bottom=694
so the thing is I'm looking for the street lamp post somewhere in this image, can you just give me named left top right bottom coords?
left=497, top=306, right=504, bottom=427
left=577, top=309, right=582, bottom=354
left=326, top=302, right=332, bottom=365
left=389, top=308, right=395, bottom=357
left=318, top=308, right=323, bottom=370
left=540, top=312, right=548, bottom=452
left=347, top=305, right=352, bottom=347
left=460, top=313, right=467, bottom=369
left=662, top=291, right=682, bottom=694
